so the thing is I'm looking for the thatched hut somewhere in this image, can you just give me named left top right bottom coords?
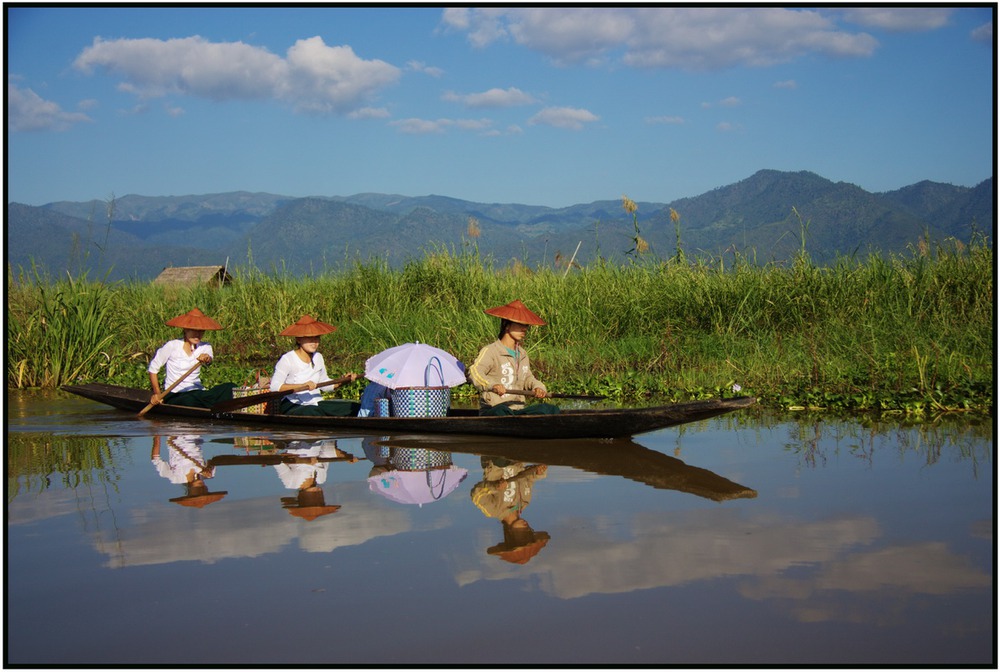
left=152, top=266, right=231, bottom=288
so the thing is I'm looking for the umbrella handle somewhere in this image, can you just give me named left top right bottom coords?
left=425, top=357, right=446, bottom=387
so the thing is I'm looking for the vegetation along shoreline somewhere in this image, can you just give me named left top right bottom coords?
left=9, top=224, right=992, bottom=421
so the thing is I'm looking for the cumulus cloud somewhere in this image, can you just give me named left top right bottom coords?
left=839, top=7, right=952, bottom=31
left=389, top=117, right=494, bottom=135
left=442, top=86, right=537, bottom=108
left=439, top=7, right=882, bottom=69
left=73, top=35, right=400, bottom=115
left=528, top=106, right=599, bottom=130
left=7, top=83, right=92, bottom=132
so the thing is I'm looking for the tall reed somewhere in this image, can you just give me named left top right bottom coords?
left=7, top=233, right=993, bottom=415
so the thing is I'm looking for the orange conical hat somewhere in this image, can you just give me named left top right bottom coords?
left=484, top=299, right=546, bottom=326
left=279, top=314, right=337, bottom=337
left=169, top=491, right=228, bottom=508
left=165, top=308, right=223, bottom=330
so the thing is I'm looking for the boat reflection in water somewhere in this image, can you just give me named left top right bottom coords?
left=375, top=435, right=759, bottom=502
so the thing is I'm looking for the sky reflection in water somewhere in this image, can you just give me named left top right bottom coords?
left=6, top=396, right=994, bottom=666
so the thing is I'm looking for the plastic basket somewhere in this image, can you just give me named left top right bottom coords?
left=388, top=357, right=451, bottom=418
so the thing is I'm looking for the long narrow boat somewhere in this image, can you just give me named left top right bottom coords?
left=61, top=383, right=756, bottom=440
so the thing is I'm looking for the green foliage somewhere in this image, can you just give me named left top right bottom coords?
left=6, top=235, right=993, bottom=418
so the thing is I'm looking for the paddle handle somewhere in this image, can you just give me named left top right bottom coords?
left=505, top=388, right=606, bottom=400
left=139, top=361, right=202, bottom=417
left=210, top=374, right=354, bottom=413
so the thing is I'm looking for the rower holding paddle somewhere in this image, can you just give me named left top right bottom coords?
left=468, top=299, right=560, bottom=416
left=146, top=308, right=237, bottom=410
left=270, top=315, right=360, bottom=416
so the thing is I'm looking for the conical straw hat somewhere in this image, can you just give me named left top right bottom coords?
left=279, top=314, right=337, bottom=337
left=165, top=308, right=223, bottom=330
left=483, top=299, right=546, bottom=326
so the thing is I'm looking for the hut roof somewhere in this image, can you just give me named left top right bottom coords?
left=152, top=265, right=231, bottom=288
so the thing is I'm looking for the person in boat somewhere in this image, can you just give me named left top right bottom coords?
left=270, top=314, right=360, bottom=416
left=468, top=299, right=559, bottom=416
left=147, top=308, right=237, bottom=409
left=471, top=457, right=550, bottom=564
left=151, top=435, right=228, bottom=508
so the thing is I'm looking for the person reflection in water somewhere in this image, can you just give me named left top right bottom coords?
left=471, top=457, right=551, bottom=564
left=276, top=439, right=354, bottom=521
left=151, top=435, right=228, bottom=508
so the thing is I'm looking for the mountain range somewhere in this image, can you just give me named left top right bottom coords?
left=6, top=169, right=993, bottom=282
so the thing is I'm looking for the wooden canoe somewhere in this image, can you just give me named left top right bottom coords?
left=61, top=383, right=756, bottom=440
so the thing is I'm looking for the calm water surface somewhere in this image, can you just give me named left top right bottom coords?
left=6, top=391, right=994, bottom=666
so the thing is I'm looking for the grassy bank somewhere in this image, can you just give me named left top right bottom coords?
left=7, top=235, right=993, bottom=418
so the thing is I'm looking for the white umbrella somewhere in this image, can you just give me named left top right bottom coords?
left=367, top=467, right=469, bottom=507
left=364, top=342, right=467, bottom=389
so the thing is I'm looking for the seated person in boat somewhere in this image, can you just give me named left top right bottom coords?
left=147, top=308, right=237, bottom=409
left=468, top=299, right=559, bottom=416
left=270, top=314, right=360, bottom=416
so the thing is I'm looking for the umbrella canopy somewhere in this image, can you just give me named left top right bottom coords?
left=364, top=342, right=467, bottom=389
left=368, top=467, right=469, bottom=506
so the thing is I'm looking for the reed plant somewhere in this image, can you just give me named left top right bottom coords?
left=6, top=231, right=993, bottom=416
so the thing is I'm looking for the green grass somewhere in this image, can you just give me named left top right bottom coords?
left=7, top=233, right=993, bottom=418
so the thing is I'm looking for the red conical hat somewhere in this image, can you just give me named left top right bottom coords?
left=487, top=531, right=551, bottom=564
left=169, top=491, right=228, bottom=508
left=484, top=299, right=546, bottom=326
left=165, top=308, right=223, bottom=330
left=286, top=504, right=342, bottom=521
left=279, top=314, right=337, bottom=337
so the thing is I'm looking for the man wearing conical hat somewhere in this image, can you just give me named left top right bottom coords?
left=147, top=308, right=237, bottom=409
left=468, top=300, right=559, bottom=415
left=269, top=315, right=360, bottom=416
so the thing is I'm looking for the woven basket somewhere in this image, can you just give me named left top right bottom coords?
left=388, top=356, right=451, bottom=418
left=388, top=447, right=453, bottom=471
left=389, top=387, right=450, bottom=417
left=234, top=370, right=273, bottom=414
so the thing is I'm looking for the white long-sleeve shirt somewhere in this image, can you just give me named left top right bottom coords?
left=148, top=339, right=213, bottom=392
left=270, top=350, right=328, bottom=406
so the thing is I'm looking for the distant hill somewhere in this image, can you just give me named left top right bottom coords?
left=7, top=170, right=992, bottom=281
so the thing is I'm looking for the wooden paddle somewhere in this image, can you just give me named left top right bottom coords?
left=210, top=375, right=354, bottom=414
left=138, top=361, right=202, bottom=417
left=505, top=388, right=606, bottom=400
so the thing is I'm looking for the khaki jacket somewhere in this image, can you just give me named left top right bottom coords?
left=468, top=340, right=546, bottom=410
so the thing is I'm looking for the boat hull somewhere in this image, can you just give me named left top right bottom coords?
left=61, top=383, right=756, bottom=439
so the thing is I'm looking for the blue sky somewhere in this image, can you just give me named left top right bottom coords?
left=6, top=5, right=995, bottom=207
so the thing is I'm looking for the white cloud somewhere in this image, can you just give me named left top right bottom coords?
left=73, top=35, right=401, bottom=115
left=528, top=106, right=599, bottom=130
left=773, top=79, right=798, bottom=89
left=645, top=115, right=684, bottom=125
left=717, top=121, right=741, bottom=132
left=719, top=96, right=742, bottom=107
left=7, top=83, right=92, bottom=132
left=971, top=22, right=992, bottom=42
left=406, top=60, right=444, bottom=77
left=442, top=86, right=537, bottom=108
left=348, top=107, right=391, bottom=120
left=839, top=7, right=952, bottom=32
left=440, top=7, right=881, bottom=70
left=389, top=117, right=495, bottom=135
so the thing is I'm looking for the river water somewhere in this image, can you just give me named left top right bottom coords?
left=6, top=391, right=994, bottom=666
